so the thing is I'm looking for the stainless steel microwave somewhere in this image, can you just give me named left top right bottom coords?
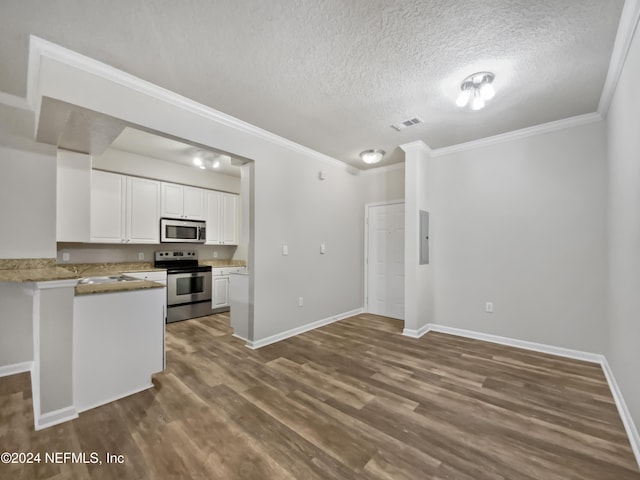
left=160, top=218, right=206, bottom=243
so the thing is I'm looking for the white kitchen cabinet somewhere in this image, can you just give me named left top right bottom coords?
left=161, top=183, right=205, bottom=220
left=56, top=150, right=91, bottom=242
left=212, top=276, right=230, bottom=309
left=212, top=266, right=246, bottom=310
left=90, top=170, right=126, bottom=243
left=90, top=171, right=160, bottom=244
left=127, top=177, right=161, bottom=243
left=205, top=191, right=239, bottom=245
left=74, top=288, right=165, bottom=413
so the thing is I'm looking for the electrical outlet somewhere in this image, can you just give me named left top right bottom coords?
left=138, top=252, right=144, bottom=261
left=298, top=297, right=303, bottom=307
left=62, top=252, right=70, bottom=262
left=283, top=245, right=288, bottom=256
left=485, top=302, right=494, bottom=313
left=213, top=251, right=218, bottom=258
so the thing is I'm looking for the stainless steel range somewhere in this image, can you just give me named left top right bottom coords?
left=155, top=250, right=212, bottom=323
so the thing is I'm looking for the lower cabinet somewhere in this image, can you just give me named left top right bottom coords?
left=212, top=275, right=230, bottom=309
left=73, top=288, right=165, bottom=412
left=212, top=267, right=246, bottom=310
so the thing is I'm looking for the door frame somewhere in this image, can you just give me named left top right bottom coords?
left=363, top=200, right=405, bottom=314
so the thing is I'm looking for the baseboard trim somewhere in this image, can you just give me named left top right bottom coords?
left=246, top=308, right=364, bottom=349
left=601, top=358, right=640, bottom=470
left=421, top=323, right=639, bottom=468
left=76, top=382, right=154, bottom=414
left=402, top=324, right=430, bottom=338
left=35, top=406, right=78, bottom=431
left=424, top=323, right=604, bottom=363
left=0, top=361, right=33, bottom=378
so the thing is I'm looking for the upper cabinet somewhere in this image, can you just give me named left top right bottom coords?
left=161, top=183, right=205, bottom=220
left=56, top=155, right=237, bottom=245
left=90, top=171, right=126, bottom=243
left=91, top=171, right=160, bottom=244
left=205, top=191, right=238, bottom=245
left=127, top=177, right=161, bottom=243
left=57, top=150, right=91, bottom=242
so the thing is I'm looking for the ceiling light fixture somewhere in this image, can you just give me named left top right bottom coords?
left=193, top=151, right=204, bottom=166
left=360, top=149, right=385, bottom=165
left=456, top=72, right=495, bottom=110
left=212, top=160, right=220, bottom=169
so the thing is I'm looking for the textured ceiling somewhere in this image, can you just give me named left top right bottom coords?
left=0, top=0, right=625, bottom=169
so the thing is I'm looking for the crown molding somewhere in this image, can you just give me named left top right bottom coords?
left=598, top=0, right=640, bottom=117
left=26, top=36, right=352, bottom=172
left=429, top=112, right=602, bottom=158
left=358, top=161, right=405, bottom=176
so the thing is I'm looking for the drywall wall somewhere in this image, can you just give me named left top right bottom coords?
left=252, top=151, right=364, bottom=340
left=56, top=243, right=236, bottom=264
left=0, top=282, right=33, bottom=370
left=605, top=19, right=640, bottom=431
left=359, top=164, right=405, bottom=204
left=402, top=143, right=434, bottom=334
left=92, top=148, right=241, bottom=194
left=0, top=105, right=57, bottom=259
left=430, top=121, right=608, bottom=353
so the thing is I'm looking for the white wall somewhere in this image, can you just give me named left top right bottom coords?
left=93, top=148, right=241, bottom=194
left=605, top=18, right=640, bottom=431
left=402, top=143, right=434, bottom=334
left=0, top=282, right=33, bottom=369
left=359, top=164, right=405, bottom=204
left=430, top=121, right=608, bottom=353
left=0, top=105, right=57, bottom=259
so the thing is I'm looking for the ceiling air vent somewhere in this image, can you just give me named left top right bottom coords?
left=391, top=117, right=423, bottom=131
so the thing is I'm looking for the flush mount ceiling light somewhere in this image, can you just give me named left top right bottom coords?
left=456, top=72, right=495, bottom=111
left=360, top=149, right=385, bottom=165
left=192, top=150, right=204, bottom=166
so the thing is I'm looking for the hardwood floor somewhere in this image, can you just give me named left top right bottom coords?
left=1, top=312, right=639, bottom=479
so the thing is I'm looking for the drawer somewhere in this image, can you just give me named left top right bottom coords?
left=212, top=266, right=246, bottom=276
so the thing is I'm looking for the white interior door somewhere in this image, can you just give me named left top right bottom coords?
left=367, top=203, right=404, bottom=319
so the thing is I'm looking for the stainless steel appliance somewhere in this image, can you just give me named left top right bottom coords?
left=160, top=218, right=206, bottom=243
left=155, top=250, right=212, bottom=323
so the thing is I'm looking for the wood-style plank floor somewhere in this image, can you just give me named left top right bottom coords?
left=1, top=313, right=639, bottom=479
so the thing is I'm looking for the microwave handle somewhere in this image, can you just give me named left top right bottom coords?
left=199, top=226, right=206, bottom=240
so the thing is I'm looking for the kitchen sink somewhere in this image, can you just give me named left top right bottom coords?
left=77, top=275, right=141, bottom=285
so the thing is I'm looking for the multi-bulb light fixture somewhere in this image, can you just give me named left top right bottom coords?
left=456, top=72, right=495, bottom=111
left=192, top=150, right=223, bottom=170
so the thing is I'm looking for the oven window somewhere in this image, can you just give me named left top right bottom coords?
left=166, top=225, right=198, bottom=240
left=176, top=276, right=204, bottom=296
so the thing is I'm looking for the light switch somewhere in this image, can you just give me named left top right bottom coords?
left=320, top=243, right=326, bottom=254
left=282, top=245, right=288, bottom=256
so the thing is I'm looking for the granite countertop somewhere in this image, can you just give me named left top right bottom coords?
left=74, top=280, right=165, bottom=296
left=0, top=258, right=247, bottom=294
left=199, top=259, right=247, bottom=268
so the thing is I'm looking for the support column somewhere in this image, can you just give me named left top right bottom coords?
left=400, top=141, right=434, bottom=337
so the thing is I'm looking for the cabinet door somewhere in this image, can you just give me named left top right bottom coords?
left=212, top=276, right=230, bottom=308
left=183, top=186, right=205, bottom=220
left=56, top=150, right=91, bottom=242
left=127, top=177, right=160, bottom=243
left=205, top=190, right=222, bottom=245
left=222, top=193, right=238, bottom=245
left=90, top=170, right=126, bottom=243
left=161, top=183, right=184, bottom=218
